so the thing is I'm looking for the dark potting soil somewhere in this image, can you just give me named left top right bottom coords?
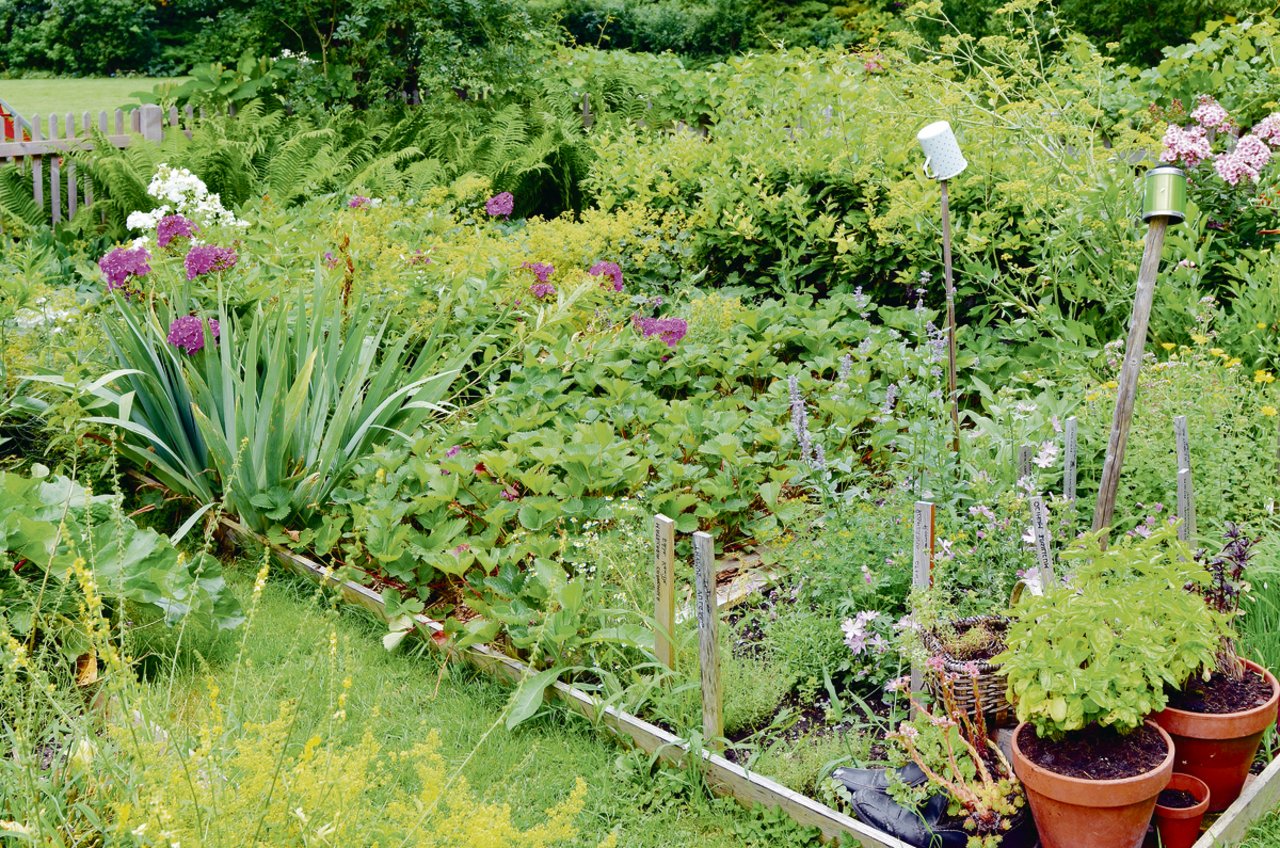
left=1165, top=667, right=1273, bottom=715
left=1018, top=723, right=1167, bottom=780
left=1157, top=788, right=1199, bottom=809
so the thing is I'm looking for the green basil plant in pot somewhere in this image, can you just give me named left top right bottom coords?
left=1154, top=523, right=1279, bottom=811
left=996, top=525, right=1227, bottom=848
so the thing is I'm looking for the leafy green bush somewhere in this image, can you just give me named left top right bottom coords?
left=998, top=525, right=1224, bottom=737
left=0, top=467, right=242, bottom=660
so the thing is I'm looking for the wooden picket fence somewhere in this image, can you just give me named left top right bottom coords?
left=0, top=101, right=198, bottom=227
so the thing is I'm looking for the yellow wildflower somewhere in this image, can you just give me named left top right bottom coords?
left=1161, top=342, right=1176, bottom=351
left=1210, top=348, right=1227, bottom=357
left=1256, top=371, right=1276, bottom=384
left=1263, top=406, right=1278, bottom=417
left=1192, top=334, right=1209, bottom=345
left=1258, top=322, right=1268, bottom=330
left=1227, top=357, right=1242, bottom=367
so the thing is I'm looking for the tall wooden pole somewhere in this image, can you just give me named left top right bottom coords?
left=940, top=180, right=960, bottom=454
left=1092, top=219, right=1170, bottom=535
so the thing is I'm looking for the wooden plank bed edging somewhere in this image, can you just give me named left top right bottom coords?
left=216, top=517, right=912, bottom=848
left=1193, top=754, right=1280, bottom=847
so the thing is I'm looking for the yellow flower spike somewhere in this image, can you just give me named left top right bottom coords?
left=1256, top=371, right=1276, bottom=384
left=1263, top=406, right=1278, bottom=417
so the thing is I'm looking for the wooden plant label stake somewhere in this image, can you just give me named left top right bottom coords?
left=912, top=501, right=935, bottom=589
left=1064, top=417, right=1078, bottom=503
left=1017, top=444, right=1033, bottom=484
left=1029, top=496, right=1055, bottom=586
left=653, top=514, right=676, bottom=670
left=1177, top=468, right=1197, bottom=544
left=1174, top=415, right=1191, bottom=473
left=910, top=501, right=935, bottom=705
left=692, top=531, right=723, bottom=749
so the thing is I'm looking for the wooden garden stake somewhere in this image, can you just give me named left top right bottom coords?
left=1017, top=444, right=1033, bottom=484
left=692, top=531, right=723, bottom=750
left=1174, top=415, right=1192, bottom=472
left=653, top=514, right=676, bottom=670
left=909, top=500, right=936, bottom=707
left=917, top=121, right=967, bottom=455
left=1064, top=416, right=1078, bottom=504
left=1178, top=468, right=1197, bottom=544
left=1093, top=166, right=1187, bottom=538
left=1029, top=496, right=1055, bottom=586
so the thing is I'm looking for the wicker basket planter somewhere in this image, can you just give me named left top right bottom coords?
left=921, top=615, right=1013, bottom=726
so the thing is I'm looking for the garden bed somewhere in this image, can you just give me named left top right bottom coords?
left=216, top=513, right=1280, bottom=847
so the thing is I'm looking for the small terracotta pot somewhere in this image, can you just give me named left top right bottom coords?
left=1011, top=720, right=1173, bottom=848
left=1152, top=772, right=1210, bottom=848
left=1153, top=659, right=1279, bottom=812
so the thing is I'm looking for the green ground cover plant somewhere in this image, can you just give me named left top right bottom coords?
left=4, top=3, right=1280, bottom=843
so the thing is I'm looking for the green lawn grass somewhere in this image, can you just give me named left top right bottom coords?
left=132, top=560, right=785, bottom=847
left=0, top=77, right=179, bottom=120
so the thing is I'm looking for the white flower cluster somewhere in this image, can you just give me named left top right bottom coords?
left=125, top=163, right=248, bottom=239
left=10, top=297, right=78, bottom=335
left=277, top=48, right=315, bottom=66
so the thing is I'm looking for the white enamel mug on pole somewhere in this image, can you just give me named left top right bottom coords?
left=916, top=120, right=967, bottom=180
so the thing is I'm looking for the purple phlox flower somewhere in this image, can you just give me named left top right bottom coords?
left=1254, top=113, right=1280, bottom=148
left=1191, top=96, right=1231, bottom=132
left=485, top=191, right=514, bottom=218
left=348, top=195, right=371, bottom=209
left=531, top=282, right=556, bottom=300
left=631, top=314, right=687, bottom=348
left=446, top=445, right=461, bottom=458
left=521, top=261, right=555, bottom=283
left=156, top=214, right=199, bottom=248
left=167, top=315, right=220, bottom=355
left=1161, top=124, right=1212, bottom=168
left=184, top=245, right=238, bottom=280
left=99, top=246, right=151, bottom=292
left=588, top=260, right=625, bottom=292
left=1215, top=135, right=1272, bottom=185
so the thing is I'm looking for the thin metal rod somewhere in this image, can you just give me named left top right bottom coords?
left=940, top=179, right=960, bottom=454
left=1093, top=218, right=1170, bottom=536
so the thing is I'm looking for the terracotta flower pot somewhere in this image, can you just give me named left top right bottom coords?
left=1154, top=659, right=1279, bottom=812
left=1152, top=772, right=1210, bottom=848
left=1011, top=720, right=1174, bottom=848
